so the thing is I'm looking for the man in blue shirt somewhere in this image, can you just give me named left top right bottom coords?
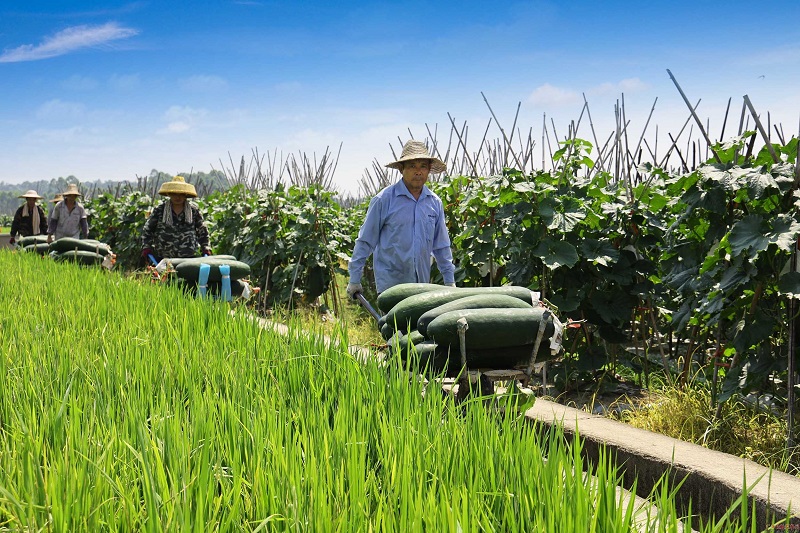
left=347, top=140, right=456, bottom=301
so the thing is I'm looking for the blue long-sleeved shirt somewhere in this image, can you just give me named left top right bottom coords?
left=349, top=179, right=455, bottom=293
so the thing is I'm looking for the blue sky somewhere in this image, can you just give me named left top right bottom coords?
left=1, top=1, right=799, bottom=195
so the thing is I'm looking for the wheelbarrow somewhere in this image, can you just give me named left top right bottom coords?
left=352, top=290, right=563, bottom=400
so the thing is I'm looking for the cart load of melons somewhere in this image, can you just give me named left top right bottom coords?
left=376, top=283, right=563, bottom=374
left=17, top=236, right=112, bottom=266
left=160, top=255, right=252, bottom=296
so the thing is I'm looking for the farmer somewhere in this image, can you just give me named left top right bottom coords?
left=47, top=193, right=63, bottom=229
left=347, top=140, right=456, bottom=300
left=140, top=175, right=211, bottom=265
left=9, top=190, right=48, bottom=245
left=47, top=184, right=88, bottom=242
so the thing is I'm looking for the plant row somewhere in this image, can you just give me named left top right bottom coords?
left=83, top=133, right=800, bottom=410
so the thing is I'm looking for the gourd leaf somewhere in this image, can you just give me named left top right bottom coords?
left=532, top=238, right=579, bottom=269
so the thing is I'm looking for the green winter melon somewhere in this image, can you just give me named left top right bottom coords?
left=174, top=257, right=251, bottom=282
left=49, top=237, right=111, bottom=256
left=426, top=307, right=561, bottom=354
left=384, top=286, right=538, bottom=334
left=55, top=250, right=105, bottom=265
left=417, top=294, right=533, bottom=336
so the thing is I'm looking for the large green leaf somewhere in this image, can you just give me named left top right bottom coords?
left=580, top=239, right=619, bottom=267
left=778, top=271, right=800, bottom=298
left=730, top=214, right=800, bottom=256
left=532, top=238, right=579, bottom=269
left=728, top=215, right=769, bottom=255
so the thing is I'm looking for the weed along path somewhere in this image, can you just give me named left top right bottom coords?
left=238, top=309, right=800, bottom=531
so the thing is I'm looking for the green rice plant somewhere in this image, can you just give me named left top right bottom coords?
left=0, top=251, right=784, bottom=531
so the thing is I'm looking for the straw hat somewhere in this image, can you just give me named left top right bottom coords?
left=62, top=184, right=82, bottom=197
left=158, top=176, right=197, bottom=197
left=50, top=194, right=63, bottom=204
left=385, top=140, right=447, bottom=174
left=18, top=190, right=43, bottom=199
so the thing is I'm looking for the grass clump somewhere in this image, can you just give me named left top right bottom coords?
left=614, top=381, right=799, bottom=476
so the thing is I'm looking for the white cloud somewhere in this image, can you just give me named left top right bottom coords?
left=36, top=99, right=86, bottom=120
left=527, top=83, right=580, bottom=107
left=274, top=81, right=303, bottom=92
left=157, top=105, right=208, bottom=134
left=180, top=75, right=228, bottom=92
left=109, top=73, right=141, bottom=90
left=590, top=77, right=650, bottom=96
left=61, top=75, right=98, bottom=91
left=0, top=22, right=138, bottom=63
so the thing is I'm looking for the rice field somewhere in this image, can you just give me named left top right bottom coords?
left=0, top=251, right=776, bottom=531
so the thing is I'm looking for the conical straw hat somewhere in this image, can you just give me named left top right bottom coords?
left=385, top=140, right=447, bottom=174
left=158, top=176, right=197, bottom=197
left=18, top=190, right=42, bottom=199
left=62, top=184, right=82, bottom=197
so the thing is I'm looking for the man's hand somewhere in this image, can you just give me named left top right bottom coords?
left=46, top=234, right=53, bottom=244
left=445, top=282, right=456, bottom=287
left=8, top=237, right=14, bottom=245
left=202, top=248, right=212, bottom=257
left=141, top=248, right=153, bottom=258
left=346, top=282, right=363, bottom=300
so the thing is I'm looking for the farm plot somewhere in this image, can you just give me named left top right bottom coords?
left=0, top=251, right=772, bottom=531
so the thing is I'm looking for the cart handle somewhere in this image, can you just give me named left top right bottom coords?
left=354, top=292, right=382, bottom=322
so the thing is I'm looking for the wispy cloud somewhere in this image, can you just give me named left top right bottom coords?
left=527, top=84, right=581, bottom=107
left=180, top=75, right=228, bottom=92
left=62, top=75, right=98, bottom=91
left=109, top=73, right=141, bottom=91
left=36, top=99, right=87, bottom=120
left=528, top=78, right=650, bottom=108
left=0, top=22, right=138, bottom=63
left=158, top=105, right=208, bottom=134
left=590, top=78, right=650, bottom=96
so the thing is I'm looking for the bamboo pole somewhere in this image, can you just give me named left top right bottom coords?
left=719, top=97, right=732, bottom=142
left=666, top=69, right=722, bottom=164
left=743, top=95, right=779, bottom=163
left=658, top=100, right=701, bottom=168
left=447, top=113, right=479, bottom=177
left=481, top=92, right=524, bottom=170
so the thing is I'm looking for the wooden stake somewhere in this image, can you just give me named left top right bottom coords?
left=666, top=69, right=722, bottom=163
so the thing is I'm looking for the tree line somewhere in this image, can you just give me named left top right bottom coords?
left=0, top=170, right=230, bottom=218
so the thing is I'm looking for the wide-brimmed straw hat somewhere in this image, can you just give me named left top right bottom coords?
left=62, top=184, right=82, bottom=197
left=18, top=190, right=43, bottom=199
left=50, top=194, right=63, bottom=204
left=385, top=140, right=447, bottom=174
left=158, top=176, right=197, bottom=198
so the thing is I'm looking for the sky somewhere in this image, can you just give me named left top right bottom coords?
left=1, top=1, right=799, bottom=196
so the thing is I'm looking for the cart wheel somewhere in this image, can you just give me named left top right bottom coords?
left=455, top=372, right=495, bottom=403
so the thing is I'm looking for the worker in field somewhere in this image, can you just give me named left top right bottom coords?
left=347, top=140, right=456, bottom=300
left=47, top=193, right=63, bottom=229
left=47, top=184, right=89, bottom=242
left=9, top=190, right=48, bottom=245
left=140, top=175, right=211, bottom=265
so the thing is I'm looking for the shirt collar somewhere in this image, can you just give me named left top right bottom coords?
left=395, top=179, right=430, bottom=200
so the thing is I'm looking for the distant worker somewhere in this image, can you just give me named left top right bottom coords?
left=47, top=184, right=89, bottom=242
left=48, top=193, right=63, bottom=228
left=140, top=176, right=211, bottom=265
left=9, top=190, right=48, bottom=245
left=347, top=140, right=456, bottom=300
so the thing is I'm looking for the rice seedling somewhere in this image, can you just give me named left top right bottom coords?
left=0, top=251, right=784, bottom=531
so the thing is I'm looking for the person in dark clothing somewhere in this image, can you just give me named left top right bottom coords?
left=140, top=176, right=211, bottom=264
left=9, top=190, right=48, bottom=245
